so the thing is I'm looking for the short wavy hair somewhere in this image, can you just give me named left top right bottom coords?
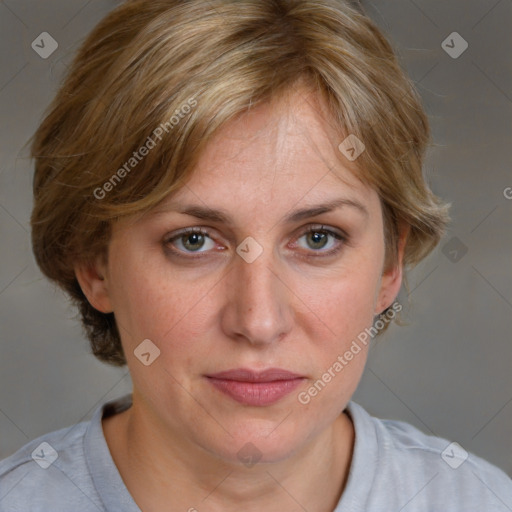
left=30, top=0, right=450, bottom=366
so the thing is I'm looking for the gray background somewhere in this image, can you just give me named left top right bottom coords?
left=0, top=0, right=511, bottom=480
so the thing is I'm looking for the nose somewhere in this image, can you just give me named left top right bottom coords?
left=220, top=244, right=294, bottom=346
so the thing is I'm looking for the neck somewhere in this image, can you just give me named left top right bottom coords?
left=103, top=396, right=354, bottom=512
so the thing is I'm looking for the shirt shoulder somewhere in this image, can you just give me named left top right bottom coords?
left=340, top=402, right=512, bottom=511
left=0, top=420, right=103, bottom=512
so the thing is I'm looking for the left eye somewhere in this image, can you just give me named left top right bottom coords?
left=295, top=226, right=344, bottom=253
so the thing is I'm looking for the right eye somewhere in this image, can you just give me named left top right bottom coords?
left=164, top=227, right=220, bottom=257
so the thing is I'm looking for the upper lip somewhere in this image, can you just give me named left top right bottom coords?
left=206, top=368, right=304, bottom=382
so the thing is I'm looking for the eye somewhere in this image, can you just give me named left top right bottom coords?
left=163, top=224, right=347, bottom=260
left=294, top=225, right=346, bottom=256
left=164, top=227, right=217, bottom=254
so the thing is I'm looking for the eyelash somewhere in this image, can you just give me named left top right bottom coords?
left=163, top=224, right=347, bottom=260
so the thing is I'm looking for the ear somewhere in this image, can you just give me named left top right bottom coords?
left=374, top=223, right=409, bottom=315
left=74, top=255, right=113, bottom=313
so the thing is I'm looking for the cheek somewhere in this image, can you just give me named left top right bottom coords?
left=303, top=284, right=374, bottom=383
left=300, top=261, right=382, bottom=342
left=108, top=250, right=216, bottom=351
left=297, top=278, right=376, bottom=409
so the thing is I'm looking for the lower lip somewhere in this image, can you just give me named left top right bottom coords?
left=206, top=377, right=304, bottom=406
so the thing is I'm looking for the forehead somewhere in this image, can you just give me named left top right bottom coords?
left=165, top=88, right=376, bottom=212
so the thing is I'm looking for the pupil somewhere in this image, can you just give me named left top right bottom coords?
left=184, top=233, right=204, bottom=251
left=309, top=231, right=327, bottom=249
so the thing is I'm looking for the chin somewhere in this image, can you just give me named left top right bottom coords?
left=200, top=418, right=313, bottom=467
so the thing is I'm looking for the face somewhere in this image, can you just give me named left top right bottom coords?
left=79, top=87, right=403, bottom=465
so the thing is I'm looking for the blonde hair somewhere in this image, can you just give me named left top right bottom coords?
left=31, top=0, right=450, bottom=366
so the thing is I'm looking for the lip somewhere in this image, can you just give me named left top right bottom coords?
left=205, top=368, right=305, bottom=406
left=207, top=368, right=304, bottom=382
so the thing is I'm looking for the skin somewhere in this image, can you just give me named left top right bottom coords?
left=76, top=86, right=407, bottom=512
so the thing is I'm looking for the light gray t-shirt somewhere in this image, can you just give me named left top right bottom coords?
left=0, top=393, right=511, bottom=511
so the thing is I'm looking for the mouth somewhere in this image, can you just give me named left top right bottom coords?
left=204, top=368, right=306, bottom=406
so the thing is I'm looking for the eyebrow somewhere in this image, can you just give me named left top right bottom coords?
left=169, top=198, right=369, bottom=224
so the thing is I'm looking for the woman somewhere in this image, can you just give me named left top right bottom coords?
left=1, top=0, right=511, bottom=510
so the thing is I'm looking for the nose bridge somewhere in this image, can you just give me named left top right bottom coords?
left=221, top=243, right=292, bottom=345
